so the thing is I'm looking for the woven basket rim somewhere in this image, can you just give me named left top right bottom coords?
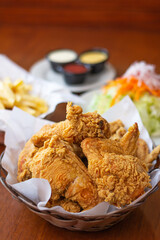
left=0, top=151, right=160, bottom=221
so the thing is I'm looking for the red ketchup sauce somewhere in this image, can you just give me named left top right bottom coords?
left=64, top=63, right=87, bottom=74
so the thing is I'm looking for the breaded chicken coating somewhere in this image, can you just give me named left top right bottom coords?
left=18, top=135, right=99, bottom=212
left=81, top=138, right=151, bottom=207
left=32, top=102, right=111, bottom=148
left=109, top=119, right=125, bottom=135
left=120, top=123, right=139, bottom=156
left=17, top=103, right=160, bottom=212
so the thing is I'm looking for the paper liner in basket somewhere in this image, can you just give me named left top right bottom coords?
left=0, top=96, right=160, bottom=218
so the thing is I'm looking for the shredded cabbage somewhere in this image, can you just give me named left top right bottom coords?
left=88, top=61, right=160, bottom=136
left=88, top=90, right=160, bottom=136
left=135, top=93, right=160, bottom=136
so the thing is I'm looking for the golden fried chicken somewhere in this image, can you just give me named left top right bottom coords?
left=31, top=124, right=56, bottom=148
left=110, top=126, right=126, bottom=141
left=17, top=101, right=159, bottom=212
left=30, top=102, right=111, bottom=162
left=17, top=139, right=38, bottom=181
left=109, top=122, right=139, bottom=156
left=109, top=124, right=157, bottom=170
left=136, top=138, right=149, bottom=162
left=65, top=102, right=111, bottom=142
left=146, top=145, right=160, bottom=169
left=32, top=102, right=111, bottom=148
left=81, top=138, right=151, bottom=207
left=18, top=135, right=99, bottom=212
left=50, top=199, right=81, bottom=213
left=130, top=136, right=160, bottom=170
left=109, top=119, right=125, bottom=135
left=80, top=123, right=139, bottom=158
left=120, top=123, right=139, bottom=156
left=81, top=138, right=124, bottom=156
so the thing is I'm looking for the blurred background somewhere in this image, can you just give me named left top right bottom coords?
left=0, top=0, right=160, bottom=75
left=0, top=2, right=160, bottom=238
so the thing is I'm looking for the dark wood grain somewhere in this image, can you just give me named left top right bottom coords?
left=0, top=179, right=159, bottom=240
left=0, top=0, right=160, bottom=30
left=0, top=5, right=160, bottom=238
left=0, top=25, right=160, bottom=76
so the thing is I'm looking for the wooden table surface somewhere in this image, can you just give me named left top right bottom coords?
left=0, top=23, right=160, bottom=240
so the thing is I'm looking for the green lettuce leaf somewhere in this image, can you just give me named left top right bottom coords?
left=135, top=93, right=160, bottom=136
left=88, top=89, right=160, bottom=136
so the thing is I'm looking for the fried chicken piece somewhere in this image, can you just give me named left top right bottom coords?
left=65, top=102, right=111, bottom=142
left=18, top=135, right=99, bottom=212
left=110, top=127, right=126, bottom=141
left=109, top=119, right=125, bottom=135
left=80, top=123, right=139, bottom=158
left=31, top=124, right=56, bottom=148
left=146, top=145, right=160, bottom=168
left=136, top=138, right=149, bottom=161
left=30, top=102, right=110, bottom=161
left=58, top=199, right=81, bottom=213
left=47, top=199, right=81, bottom=213
left=30, top=123, right=85, bottom=159
left=70, top=143, right=85, bottom=159
left=32, top=102, right=111, bottom=148
left=81, top=139, right=151, bottom=207
left=110, top=124, right=158, bottom=170
left=135, top=139, right=160, bottom=169
left=17, top=139, right=38, bottom=182
left=110, top=127, right=158, bottom=170
left=120, top=123, right=139, bottom=156
left=81, top=138, right=124, bottom=156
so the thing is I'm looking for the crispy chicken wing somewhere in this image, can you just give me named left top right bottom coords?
left=81, top=138, right=124, bottom=156
left=17, top=103, right=159, bottom=212
left=136, top=138, right=149, bottom=162
left=17, top=139, right=38, bottom=181
left=146, top=145, right=160, bottom=168
left=109, top=125, right=157, bottom=170
left=120, top=123, right=139, bottom=156
left=50, top=199, right=81, bottom=213
left=110, top=127, right=126, bottom=141
left=80, top=123, right=139, bottom=157
left=30, top=102, right=110, bottom=161
left=32, top=102, right=111, bottom=148
left=81, top=138, right=151, bottom=207
left=131, top=135, right=160, bottom=170
left=109, top=119, right=125, bottom=135
left=18, top=135, right=99, bottom=212
left=65, top=102, right=111, bottom=142
left=31, top=124, right=56, bottom=148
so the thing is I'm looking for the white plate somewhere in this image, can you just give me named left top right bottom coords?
left=81, top=89, right=160, bottom=146
left=30, top=59, right=116, bottom=93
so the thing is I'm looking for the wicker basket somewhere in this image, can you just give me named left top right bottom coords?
left=0, top=152, right=159, bottom=232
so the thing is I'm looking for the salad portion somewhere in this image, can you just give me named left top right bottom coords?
left=87, top=61, right=160, bottom=136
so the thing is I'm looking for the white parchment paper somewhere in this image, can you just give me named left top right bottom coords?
left=102, top=96, right=153, bottom=151
left=0, top=97, right=160, bottom=217
left=0, top=54, right=84, bottom=118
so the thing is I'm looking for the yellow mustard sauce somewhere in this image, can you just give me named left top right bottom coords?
left=80, top=51, right=107, bottom=64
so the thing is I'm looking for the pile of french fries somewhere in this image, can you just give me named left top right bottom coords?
left=0, top=78, right=48, bottom=116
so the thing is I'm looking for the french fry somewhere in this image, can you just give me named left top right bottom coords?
left=17, top=105, right=38, bottom=116
left=0, top=78, right=48, bottom=116
left=0, top=82, right=15, bottom=108
left=12, top=79, right=32, bottom=93
left=3, top=77, right=13, bottom=88
left=0, top=100, right=5, bottom=109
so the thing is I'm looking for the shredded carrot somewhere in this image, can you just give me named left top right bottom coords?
left=103, top=77, right=160, bottom=105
